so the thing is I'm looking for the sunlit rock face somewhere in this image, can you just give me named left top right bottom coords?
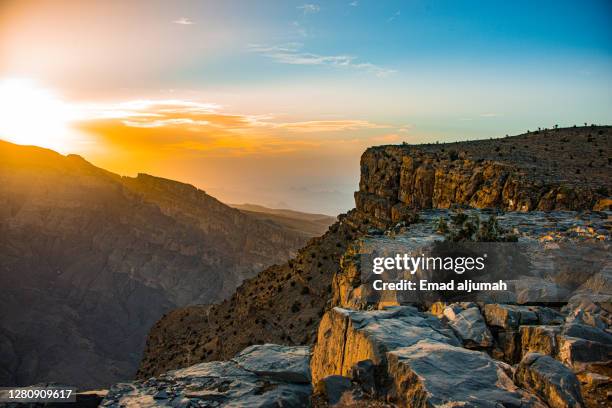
left=355, top=127, right=611, bottom=226
left=0, top=141, right=310, bottom=388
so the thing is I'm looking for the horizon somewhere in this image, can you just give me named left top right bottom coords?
left=1, top=0, right=611, bottom=213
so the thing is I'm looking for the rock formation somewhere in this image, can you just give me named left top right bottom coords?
left=356, top=126, right=611, bottom=226
left=101, top=344, right=311, bottom=407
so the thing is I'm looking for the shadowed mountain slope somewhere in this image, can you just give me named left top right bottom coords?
left=230, top=203, right=336, bottom=237
left=0, top=140, right=310, bottom=388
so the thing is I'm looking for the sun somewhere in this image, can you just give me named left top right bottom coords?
left=0, top=78, right=83, bottom=153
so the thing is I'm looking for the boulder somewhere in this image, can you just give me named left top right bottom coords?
left=231, top=344, right=311, bottom=384
left=519, top=324, right=612, bottom=376
left=310, top=306, right=460, bottom=385
left=484, top=304, right=538, bottom=330
left=556, top=335, right=612, bottom=374
left=515, top=353, right=585, bottom=408
left=386, top=340, right=546, bottom=407
left=446, top=306, right=494, bottom=348
left=561, top=323, right=612, bottom=345
left=520, top=325, right=562, bottom=359
left=566, top=309, right=607, bottom=330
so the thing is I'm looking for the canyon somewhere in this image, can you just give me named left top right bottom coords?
left=2, top=126, right=610, bottom=406
left=127, top=126, right=610, bottom=407
left=0, top=140, right=324, bottom=388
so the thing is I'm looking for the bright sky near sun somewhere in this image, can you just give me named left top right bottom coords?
left=0, top=0, right=611, bottom=214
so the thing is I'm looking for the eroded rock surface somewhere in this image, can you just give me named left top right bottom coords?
left=310, top=306, right=459, bottom=386
left=311, top=307, right=551, bottom=407
left=356, top=126, right=611, bottom=226
left=101, top=344, right=311, bottom=408
left=387, top=341, right=546, bottom=407
left=515, top=352, right=585, bottom=408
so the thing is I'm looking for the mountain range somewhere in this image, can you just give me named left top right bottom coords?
left=0, top=140, right=333, bottom=388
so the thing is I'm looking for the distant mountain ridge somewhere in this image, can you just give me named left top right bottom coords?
left=229, top=203, right=336, bottom=237
left=0, top=140, right=313, bottom=388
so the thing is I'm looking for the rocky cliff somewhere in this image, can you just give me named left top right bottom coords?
left=0, top=140, right=312, bottom=388
left=356, top=126, right=611, bottom=226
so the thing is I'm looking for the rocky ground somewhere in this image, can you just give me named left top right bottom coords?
left=101, top=344, right=312, bottom=407
left=106, top=298, right=610, bottom=407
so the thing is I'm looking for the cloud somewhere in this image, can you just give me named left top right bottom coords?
left=387, top=10, right=400, bottom=22
left=77, top=99, right=391, bottom=154
left=271, top=120, right=389, bottom=133
left=173, top=17, right=194, bottom=25
left=479, top=112, right=503, bottom=118
left=249, top=43, right=396, bottom=77
left=349, top=1, right=358, bottom=6
left=298, top=4, right=320, bottom=14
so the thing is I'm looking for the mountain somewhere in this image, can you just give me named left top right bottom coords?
left=0, top=140, right=312, bottom=388
left=229, top=203, right=336, bottom=237
left=137, top=126, right=611, bottom=380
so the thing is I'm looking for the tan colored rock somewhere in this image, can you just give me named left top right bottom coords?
left=520, top=325, right=562, bottom=359
left=310, top=307, right=460, bottom=386
left=356, top=128, right=610, bottom=224
left=515, top=352, right=585, bottom=408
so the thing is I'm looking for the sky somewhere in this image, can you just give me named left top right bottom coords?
left=0, top=0, right=611, bottom=214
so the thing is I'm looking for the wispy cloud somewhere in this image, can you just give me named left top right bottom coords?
left=298, top=4, right=320, bottom=14
left=271, top=120, right=389, bottom=133
left=172, top=17, right=194, bottom=25
left=77, top=99, right=395, bottom=158
left=249, top=43, right=396, bottom=77
left=349, top=1, right=359, bottom=7
left=387, top=10, right=400, bottom=22
left=480, top=112, right=503, bottom=118
left=85, top=99, right=389, bottom=134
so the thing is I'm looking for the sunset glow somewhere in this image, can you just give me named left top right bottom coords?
left=0, top=79, right=84, bottom=153
left=0, top=0, right=610, bottom=213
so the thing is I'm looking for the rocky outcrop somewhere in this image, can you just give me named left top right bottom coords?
left=387, top=341, right=546, bottom=407
left=331, top=208, right=610, bottom=312
left=445, top=304, right=494, bottom=348
left=310, top=307, right=550, bottom=407
left=310, top=306, right=460, bottom=386
left=515, top=352, right=585, bottom=408
left=0, top=141, right=312, bottom=388
left=310, top=304, right=611, bottom=407
left=101, top=344, right=311, bottom=407
left=356, top=126, right=611, bottom=225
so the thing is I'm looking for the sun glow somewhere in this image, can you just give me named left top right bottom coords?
left=0, top=78, right=85, bottom=153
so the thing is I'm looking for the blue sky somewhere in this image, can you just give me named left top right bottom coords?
left=1, top=0, right=611, bottom=213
